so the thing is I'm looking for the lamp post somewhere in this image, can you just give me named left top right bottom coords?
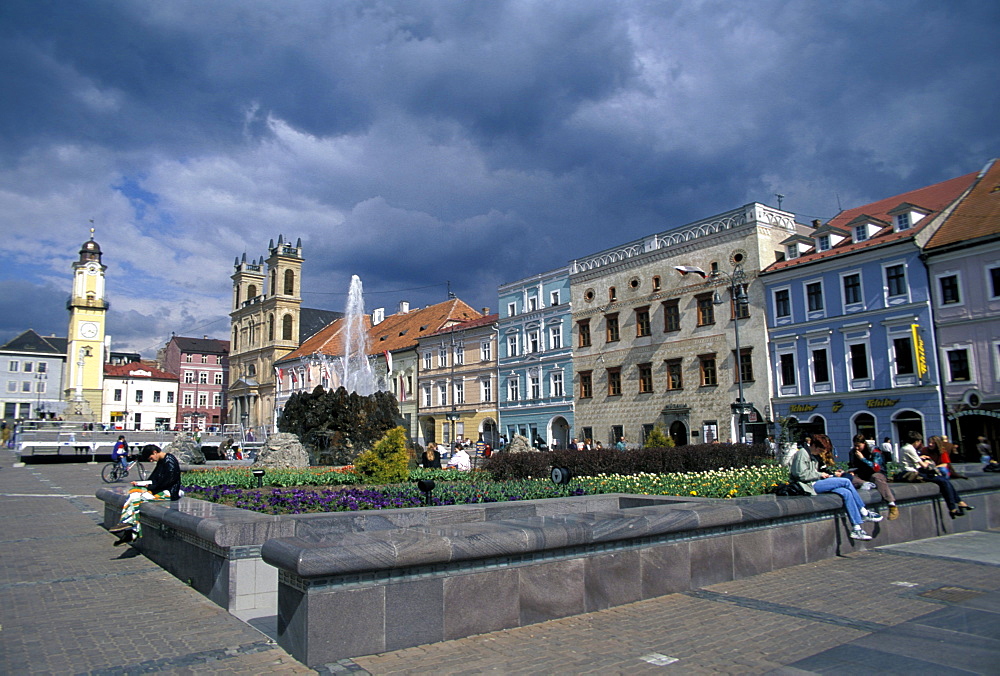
left=676, top=259, right=750, bottom=444
left=35, top=372, right=47, bottom=418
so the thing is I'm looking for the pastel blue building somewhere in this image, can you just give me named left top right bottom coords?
left=761, top=172, right=977, bottom=460
left=497, top=266, right=574, bottom=449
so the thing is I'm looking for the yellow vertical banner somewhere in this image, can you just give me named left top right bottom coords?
left=912, top=324, right=927, bottom=381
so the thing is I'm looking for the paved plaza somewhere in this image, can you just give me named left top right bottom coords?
left=1, top=450, right=998, bottom=675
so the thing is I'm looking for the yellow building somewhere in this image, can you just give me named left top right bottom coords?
left=64, top=229, right=108, bottom=419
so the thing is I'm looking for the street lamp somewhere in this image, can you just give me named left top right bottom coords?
left=35, top=372, right=47, bottom=418
left=676, top=258, right=750, bottom=444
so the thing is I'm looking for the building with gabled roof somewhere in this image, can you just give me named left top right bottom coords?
left=276, top=298, right=485, bottom=444
left=1, top=330, right=67, bottom=420
left=761, top=169, right=979, bottom=457
left=159, top=335, right=230, bottom=431
left=101, top=361, right=179, bottom=431
left=923, top=158, right=1000, bottom=457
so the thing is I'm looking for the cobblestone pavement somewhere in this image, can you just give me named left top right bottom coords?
left=3, top=450, right=998, bottom=675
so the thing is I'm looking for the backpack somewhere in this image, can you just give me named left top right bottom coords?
left=770, top=481, right=808, bottom=496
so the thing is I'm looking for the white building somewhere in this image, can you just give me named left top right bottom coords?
left=102, top=362, right=179, bottom=431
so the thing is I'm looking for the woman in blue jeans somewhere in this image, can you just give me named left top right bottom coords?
left=789, top=434, right=883, bottom=540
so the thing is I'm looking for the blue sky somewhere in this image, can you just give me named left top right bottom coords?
left=1, top=1, right=998, bottom=355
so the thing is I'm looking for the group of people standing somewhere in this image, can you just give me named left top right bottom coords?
left=788, top=430, right=974, bottom=539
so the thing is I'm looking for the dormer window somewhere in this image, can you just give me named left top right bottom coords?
left=895, top=213, right=911, bottom=231
left=889, top=203, right=929, bottom=232
left=786, top=243, right=799, bottom=259
left=817, top=235, right=831, bottom=251
left=853, top=225, right=868, bottom=242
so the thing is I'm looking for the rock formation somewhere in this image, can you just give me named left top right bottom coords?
left=253, top=432, right=310, bottom=469
left=165, top=434, right=205, bottom=465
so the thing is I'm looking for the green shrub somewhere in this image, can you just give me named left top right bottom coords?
left=353, top=426, right=410, bottom=484
left=643, top=423, right=673, bottom=449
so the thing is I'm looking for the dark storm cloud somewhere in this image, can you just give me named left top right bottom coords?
left=1, top=0, right=998, bottom=353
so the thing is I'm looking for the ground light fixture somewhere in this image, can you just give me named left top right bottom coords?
left=550, top=466, right=572, bottom=485
left=417, top=479, right=435, bottom=506
left=251, top=468, right=265, bottom=489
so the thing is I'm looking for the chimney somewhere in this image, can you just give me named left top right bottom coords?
left=398, top=300, right=410, bottom=314
left=811, top=219, right=821, bottom=228
left=372, top=308, right=385, bottom=325
left=482, top=307, right=490, bottom=314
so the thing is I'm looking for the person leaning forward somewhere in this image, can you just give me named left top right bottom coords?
left=108, top=444, right=182, bottom=545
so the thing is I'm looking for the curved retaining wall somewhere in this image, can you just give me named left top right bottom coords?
left=98, top=467, right=1000, bottom=667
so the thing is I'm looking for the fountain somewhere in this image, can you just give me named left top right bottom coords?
left=320, top=275, right=386, bottom=396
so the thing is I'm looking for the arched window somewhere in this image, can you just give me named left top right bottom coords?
left=235, top=285, right=241, bottom=307
left=284, top=269, right=295, bottom=295
left=247, top=284, right=257, bottom=299
left=853, top=412, right=876, bottom=442
left=282, top=314, right=293, bottom=341
left=268, top=314, right=274, bottom=341
left=270, top=269, right=276, bottom=296
left=232, top=327, right=238, bottom=350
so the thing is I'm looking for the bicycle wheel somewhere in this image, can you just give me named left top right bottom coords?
left=101, top=463, right=121, bottom=483
left=132, top=462, right=146, bottom=480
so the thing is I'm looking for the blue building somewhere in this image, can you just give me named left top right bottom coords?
left=497, top=266, right=574, bottom=449
left=761, top=172, right=978, bottom=460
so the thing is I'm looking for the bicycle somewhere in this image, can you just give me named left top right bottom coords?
left=101, top=456, right=146, bottom=483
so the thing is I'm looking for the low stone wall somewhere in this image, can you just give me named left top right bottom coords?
left=97, top=467, right=1000, bottom=667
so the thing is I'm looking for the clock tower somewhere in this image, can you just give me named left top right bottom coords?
left=65, top=228, right=108, bottom=418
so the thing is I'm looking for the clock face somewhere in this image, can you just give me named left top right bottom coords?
left=79, top=322, right=99, bottom=339
left=86, top=264, right=99, bottom=275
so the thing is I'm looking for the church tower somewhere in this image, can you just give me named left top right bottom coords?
left=65, top=228, right=108, bottom=418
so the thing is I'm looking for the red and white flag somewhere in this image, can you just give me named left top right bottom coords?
left=398, top=375, right=407, bottom=402
left=384, top=350, right=393, bottom=376
left=674, top=265, right=708, bottom=278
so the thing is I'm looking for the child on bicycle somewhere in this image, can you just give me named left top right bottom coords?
left=111, top=435, right=129, bottom=471
left=109, top=444, right=183, bottom=546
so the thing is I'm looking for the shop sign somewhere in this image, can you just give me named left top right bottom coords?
left=866, top=398, right=899, bottom=408
left=789, top=404, right=818, bottom=413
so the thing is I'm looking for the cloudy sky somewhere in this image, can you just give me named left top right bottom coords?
left=2, top=1, right=998, bottom=356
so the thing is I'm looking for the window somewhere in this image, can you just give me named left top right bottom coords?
left=481, top=379, right=493, bottom=402
left=578, top=320, right=591, bottom=347
left=38, top=362, right=47, bottom=373
left=185, top=355, right=193, bottom=363
left=696, top=294, right=715, bottom=326
left=201, top=355, right=208, bottom=364
left=892, top=337, right=915, bottom=375
left=638, top=363, right=653, bottom=393
left=153, top=391, right=161, bottom=403
left=854, top=224, right=868, bottom=242
left=507, top=302, right=516, bottom=317
left=114, top=389, right=122, bottom=402
left=635, top=307, right=651, bottom=337
left=8, top=361, right=18, bottom=372
left=609, top=286, right=617, bottom=302
left=579, top=371, right=593, bottom=399
left=422, top=384, right=432, bottom=407
left=507, top=377, right=520, bottom=402
left=134, top=390, right=143, bottom=403
left=21, top=381, right=31, bottom=392
left=282, top=314, right=293, bottom=341
left=947, top=349, right=970, bottom=381
left=213, top=393, right=222, bottom=407
left=663, top=300, right=680, bottom=332
left=23, top=362, right=32, bottom=373
left=284, top=269, right=295, bottom=295
left=895, top=213, right=911, bottom=231
left=454, top=344, right=464, bottom=365
left=528, top=297, right=538, bottom=311
left=605, top=314, right=620, bottom=342
left=812, top=348, right=830, bottom=383
left=439, top=347, right=449, bottom=368
left=166, top=392, right=174, bottom=404
left=843, top=274, right=862, bottom=306
left=607, top=368, right=622, bottom=396
left=184, top=371, right=194, bottom=384
left=551, top=372, right=564, bottom=397
left=990, top=266, right=1000, bottom=299
left=666, top=359, right=683, bottom=390
left=818, top=235, right=831, bottom=251
left=199, top=371, right=208, bottom=384
left=530, top=375, right=540, bottom=399
left=699, top=354, right=717, bottom=386
left=886, top=264, right=906, bottom=298
left=780, top=353, right=797, bottom=387
left=653, top=275, right=661, bottom=291
left=549, top=325, right=562, bottom=350
left=480, top=340, right=492, bottom=361
left=214, top=372, right=223, bottom=385
left=734, top=349, right=754, bottom=383
left=527, top=330, right=540, bottom=353
left=183, top=393, right=193, bottom=406
left=454, top=380, right=465, bottom=404
left=198, top=393, right=207, bottom=407
left=550, top=290, right=560, bottom=305
left=438, top=382, right=448, bottom=406
left=5, top=382, right=14, bottom=393
left=806, top=282, right=824, bottom=312
left=774, top=289, right=791, bottom=319
left=507, top=334, right=519, bottom=357
left=849, top=343, right=870, bottom=379
left=35, top=380, right=45, bottom=394
left=939, top=275, right=960, bottom=304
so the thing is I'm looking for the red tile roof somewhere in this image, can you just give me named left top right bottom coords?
left=278, top=298, right=484, bottom=363
left=104, top=362, right=178, bottom=380
left=925, top=159, right=1000, bottom=249
left=766, top=171, right=978, bottom=272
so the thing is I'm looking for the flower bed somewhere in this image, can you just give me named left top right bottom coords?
left=182, top=464, right=791, bottom=514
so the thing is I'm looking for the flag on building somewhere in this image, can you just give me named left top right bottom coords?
left=912, top=324, right=928, bottom=380
left=674, top=265, right=708, bottom=278
left=384, top=350, right=393, bottom=376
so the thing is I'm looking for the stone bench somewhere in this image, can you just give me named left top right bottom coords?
left=97, top=466, right=1000, bottom=667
